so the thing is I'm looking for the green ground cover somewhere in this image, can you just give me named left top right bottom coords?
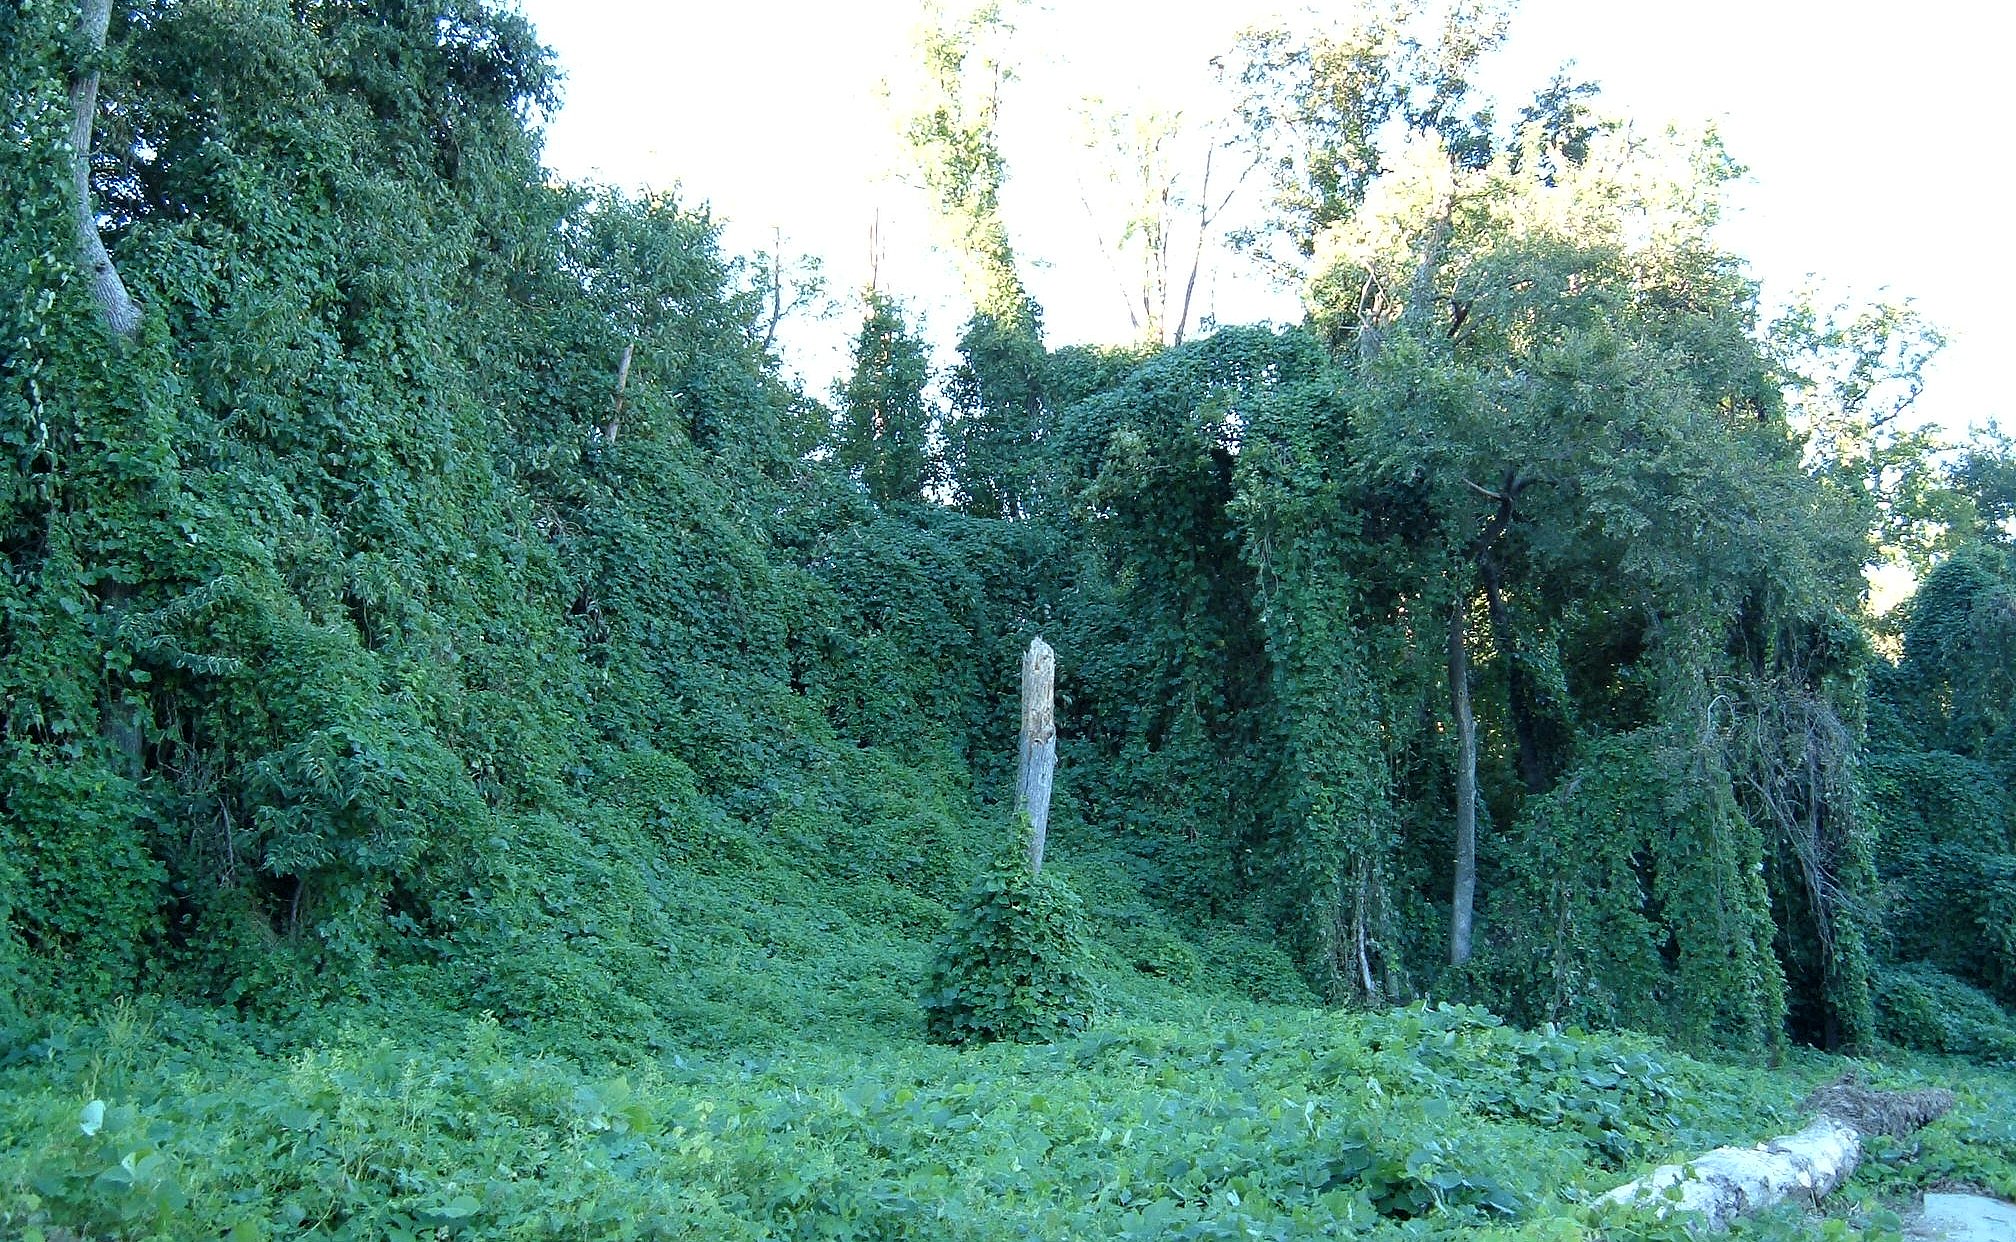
left=6, top=985, right=2011, bottom=1240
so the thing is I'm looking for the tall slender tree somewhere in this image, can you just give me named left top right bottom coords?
left=67, top=0, right=141, bottom=337
left=835, top=292, right=939, bottom=506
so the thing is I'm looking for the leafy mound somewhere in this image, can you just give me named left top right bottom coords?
left=1874, top=964, right=2016, bottom=1063
left=923, top=853, right=1093, bottom=1044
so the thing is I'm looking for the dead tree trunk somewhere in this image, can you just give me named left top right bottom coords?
left=1447, top=473, right=1525, bottom=967
left=1596, top=1117, right=1860, bottom=1230
left=1448, top=597, right=1477, bottom=966
left=70, top=0, right=141, bottom=339
left=602, top=341, right=633, bottom=443
left=1597, top=1079, right=1953, bottom=1229
left=1016, top=637, right=1057, bottom=874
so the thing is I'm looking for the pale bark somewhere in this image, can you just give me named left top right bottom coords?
left=602, top=341, right=633, bottom=444
left=1353, top=866, right=1378, bottom=997
left=1446, top=473, right=1524, bottom=966
left=70, top=0, right=141, bottom=339
left=1448, top=597, right=1477, bottom=965
left=1016, top=637, right=1057, bottom=874
left=1361, top=193, right=1450, bottom=363
left=1406, top=201, right=1452, bottom=323
left=1596, top=1117, right=1861, bottom=1230
left=761, top=228, right=783, bottom=352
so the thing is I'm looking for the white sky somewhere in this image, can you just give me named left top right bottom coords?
left=517, top=0, right=2011, bottom=437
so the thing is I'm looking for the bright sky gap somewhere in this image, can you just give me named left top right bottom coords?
left=521, top=0, right=2009, bottom=440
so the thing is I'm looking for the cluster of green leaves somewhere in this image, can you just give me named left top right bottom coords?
left=1472, top=729, right=1784, bottom=1052
left=1861, top=537, right=2016, bottom=1046
left=2, top=0, right=1072, bottom=1049
left=923, top=845, right=1093, bottom=1044
left=5, top=997, right=1911, bottom=1242
left=1872, top=965, right=2016, bottom=1064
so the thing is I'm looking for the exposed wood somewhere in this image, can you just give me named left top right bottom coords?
left=602, top=340, right=633, bottom=444
left=1171, top=144, right=1259, bottom=347
left=1016, top=637, right=1057, bottom=874
left=1406, top=200, right=1453, bottom=325
left=1602, top=1084, right=1955, bottom=1231
left=1463, top=471, right=1526, bottom=557
left=1358, top=194, right=1450, bottom=363
left=1802, top=1075, right=1953, bottom=1138
left=762, top=227, right=784, bottom=352
left=867, top=209, right=882, bottom=296
left=1596, top=1117, right=1861, bottom=1230
left=70, top=0, right=141, bottom=339
left=1075, top=113, right=1258, bottom=348
left=1447, top=468, right=1533, bottom=956
left=1353, top=867, right=1377, bottom=998
left=1447, top=595, right=1477, bottom=966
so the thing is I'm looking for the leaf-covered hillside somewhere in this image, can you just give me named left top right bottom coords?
left=5, top=0, right=2016, bottom=1238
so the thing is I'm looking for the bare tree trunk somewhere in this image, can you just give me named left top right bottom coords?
left=1448, top=596, right=1478, bottom=966
left=1444, top=471, right=1526, bottom=966
left=1353, top=865, right=1378, bottom=998
left=602, top=340, right=633, bottom=443
left=867, top=210, right=883, bottom=296
left=761, top=228, right=784, bottom=352
left=1016, top=637, right=1057, bottom=874
left=1407, top=202, right=1452, bottom=322
left=1361, top=195, right=1452, bottom=364
left=70, top=0, right=141, bottom=339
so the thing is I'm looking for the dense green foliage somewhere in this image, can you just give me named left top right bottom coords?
left=1866, top=540, right=2016, bottom=1017
left=4, top=997, right=1966, bottom=1241
left=923, top=847, right=1093, bottom=1044
left=6, top=0, right=2016, bottom=1236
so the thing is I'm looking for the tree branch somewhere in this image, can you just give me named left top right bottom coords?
left=70, top=0, right=141, bottom=339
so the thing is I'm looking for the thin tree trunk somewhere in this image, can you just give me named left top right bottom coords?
left=1446, top=471, right=1526, bottom=959
left=761, top=228, right=784, bottom=352
left=1448, top=595, right=1477, bottom=966
left=602, top=340, right=633, bottom=443
left=70, top=0, right=141, bottom=339
left=1016, top=637, right=1057, bottom=874
left=1406, top=202, right=1452, bottom=322
left=1353, top=865, right=1378, bottom=998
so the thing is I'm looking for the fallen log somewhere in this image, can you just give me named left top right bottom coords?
left=1596, top=1078, right=1954, bottom=1230
left=1595, top=1117, right=1861, bottom=1230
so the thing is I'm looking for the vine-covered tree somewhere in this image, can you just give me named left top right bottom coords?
left=5, top=0, right=2012, bottom=1067
left=834, top=292, right=940, bottom=506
